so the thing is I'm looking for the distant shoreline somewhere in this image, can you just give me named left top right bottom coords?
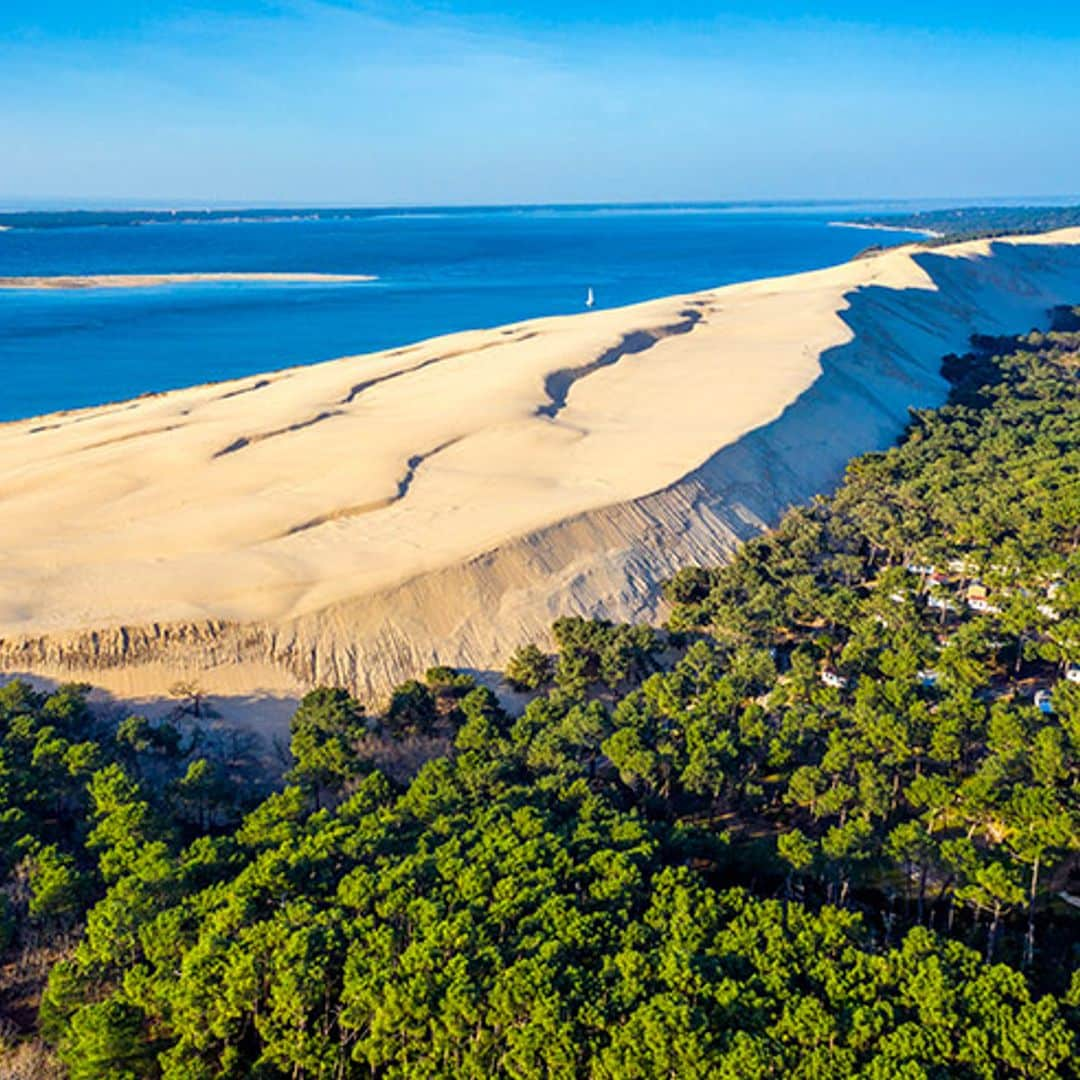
left=0, top=271, right=376, bottom=290
left=829, top=220, right=945, bottom=239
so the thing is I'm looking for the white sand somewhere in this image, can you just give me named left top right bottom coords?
left=0, top=272, right=374, bottom=289
left=1, top=228, right=1079, bottom=704
left=829, top=221, right=945, bottom=238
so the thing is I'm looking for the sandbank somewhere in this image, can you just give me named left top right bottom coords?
left=0, top=271, right=375, bottom=289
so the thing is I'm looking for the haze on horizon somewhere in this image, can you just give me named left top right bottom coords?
left=2, top=1, right=1079, bottom=207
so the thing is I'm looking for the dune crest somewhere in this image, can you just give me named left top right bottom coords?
left=2, top=229, right=1080, bottom=703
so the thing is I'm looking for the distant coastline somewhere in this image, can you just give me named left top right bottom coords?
left=838, top=204, right=1080, bottom=247
left=0, top=271, right=376, bottom=290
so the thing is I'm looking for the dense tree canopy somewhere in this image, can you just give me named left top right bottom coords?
left=2, top=315, right=1079, bottom=1076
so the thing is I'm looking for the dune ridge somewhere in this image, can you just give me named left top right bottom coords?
left=2, top=229, right=1080, bottom=705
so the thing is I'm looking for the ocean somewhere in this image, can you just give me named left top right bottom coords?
left=0, top=202, right=928, bottom=422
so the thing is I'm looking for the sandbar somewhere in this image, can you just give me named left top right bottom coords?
left=0, top=271, right=375, bottom=289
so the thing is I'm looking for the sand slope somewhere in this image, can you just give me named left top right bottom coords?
left=2, top=229, right=1080, bottom=703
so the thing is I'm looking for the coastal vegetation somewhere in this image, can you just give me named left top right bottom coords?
left=858, top=203, right=1080, bottom=246
left=2, top=312, right=1079, bottom=1075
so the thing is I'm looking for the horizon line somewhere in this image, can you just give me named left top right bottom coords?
left=3, top=194, right=1080, bottom=216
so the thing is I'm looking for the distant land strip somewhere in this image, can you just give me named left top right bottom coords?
left=850, top=204, right=1080, bottom=248
left=829, top=221, right=944, bottom=238
left=0, top=271, right=376, bottom=290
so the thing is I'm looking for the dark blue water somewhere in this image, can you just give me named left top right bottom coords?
left=0, top=204, right=925, bottom=421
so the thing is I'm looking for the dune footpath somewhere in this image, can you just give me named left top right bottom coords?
left=2, top=228, right=1080, bottom=710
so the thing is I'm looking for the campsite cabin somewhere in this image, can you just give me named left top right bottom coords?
left=947, top=557, right=977, bottom=575
left=905, top=561, right=935, bottom=576
left=965, top=582, right=999, bottom=613
left=927, top=595, right=957, bottom=613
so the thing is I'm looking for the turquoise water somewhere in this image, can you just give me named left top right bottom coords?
left=0, top=203, right=927, bottom=421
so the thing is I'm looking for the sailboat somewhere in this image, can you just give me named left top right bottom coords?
left=585, top=287, right=595, bottom=309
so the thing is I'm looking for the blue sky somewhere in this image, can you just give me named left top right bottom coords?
left=2, top=1, right=1079, bottom=205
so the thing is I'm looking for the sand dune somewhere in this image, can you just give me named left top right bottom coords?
left=2, top=228, right=1079, bottom=705
left=0, top=272, right=374, bottom=289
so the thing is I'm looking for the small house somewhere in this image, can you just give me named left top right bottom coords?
left=927, top=595, right=957, bottom=613
left=906, top=561, right=935, bottom=576
left=947, top=557, right=977, bottom=575
left=966, top=583, right=999, bottom=613
left=821, top=669, right=849, bottom=690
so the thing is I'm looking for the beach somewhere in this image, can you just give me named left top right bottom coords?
left=1, top=228, right=1079, bottom=709
left=829, top=220, right=945, bottom=238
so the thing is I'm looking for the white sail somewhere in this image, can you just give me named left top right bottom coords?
left=585, top=287, right=595, bottom=308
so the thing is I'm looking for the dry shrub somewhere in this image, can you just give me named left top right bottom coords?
left=0, top=1029, right=64, bottom=1080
